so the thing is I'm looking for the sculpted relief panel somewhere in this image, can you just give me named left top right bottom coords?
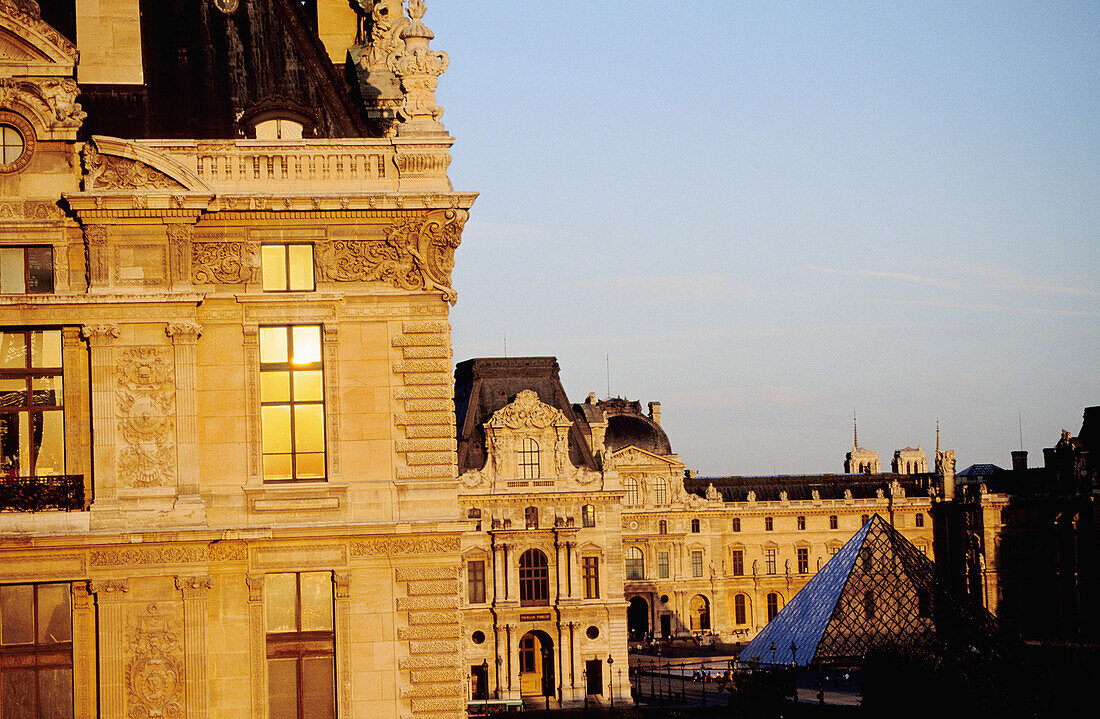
left=117, top=347, right=176, bottom=488
left=191, top=242, right=257, bottom=285
left=316, top=208, right=467, bottom=303
left=126, top=604, right=184, bottom=719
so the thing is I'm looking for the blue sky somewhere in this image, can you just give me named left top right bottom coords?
left=427, top=1, right=1099, bottom=475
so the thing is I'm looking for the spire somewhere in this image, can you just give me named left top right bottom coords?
left=853, top=410, right=859, bottom=449
left=936, top=419, right=940, bottom=453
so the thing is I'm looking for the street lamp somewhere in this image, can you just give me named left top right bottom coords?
left=582, top=666, right=588, bottom=710
left=541, top=648, right=550, bottom=711
left=481, top=659, right=489, bottom=713
left=607, top=655, right=615, bottom=708
left=789, top=641, right=798, bottom=703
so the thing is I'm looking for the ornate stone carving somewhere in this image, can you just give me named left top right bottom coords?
left=245, top=575, right=263, bottom=603
left=126, top=604, right=184, bottom=719
left=90, top=546, right=208, bottom=567
left=350, top=536, right=460, bottom=555
left=174, top=575, right=212, bottom=599
left=90, top=578, right=130, bottom=597
left=0, top=1, right=77, bottom=57
left=116, top=347, right=176, bottom=488
left=209, top=541, right=246, bottom=562
left=81, top=323, right=119, bottom=344
left=165, top=323, right=201, bottom=344
left=191, top=242, right=256, bottom=284
left=83, top=143, right=183, bottom=191
left=487, top=390, right=566, bottom=430
left=356, top=0, right=407, bottom=67
left=212, top=0, right=239, bottom=14
left=39, top=78, right=85, bottom=126
left=387, top=0, right=449, bottom=135
left=315, top=208, right=466, bottom=303
left=334, top=573, right=351, bottom=599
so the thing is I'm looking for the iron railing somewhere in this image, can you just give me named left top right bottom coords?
left=0, top=475, right=85, bottom=512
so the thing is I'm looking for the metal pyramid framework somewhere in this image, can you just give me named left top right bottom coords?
left=740, top=514, right=995, bottom=666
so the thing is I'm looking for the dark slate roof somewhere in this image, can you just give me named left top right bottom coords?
left=454, top=358, right=598, bottom=475
left=599, top=398, right=673, bottom=455
left=79, top=0, right=367, bottom=140
left=688, top=474, right=932, bottom=501
left=957, top=464, right=1005, bottom=477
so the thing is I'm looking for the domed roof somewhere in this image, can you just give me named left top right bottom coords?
left=601, top=400, right=673, bottom=456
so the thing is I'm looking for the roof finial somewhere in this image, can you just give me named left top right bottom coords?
left=936, top=419, right=940, bottom=453
left=853, top=410, right=859, bottom=449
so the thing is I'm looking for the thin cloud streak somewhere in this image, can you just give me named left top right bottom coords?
left=801, top=265, right=958, bottom=289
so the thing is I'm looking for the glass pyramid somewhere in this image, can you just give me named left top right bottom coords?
left=740, top=514, right=992, bottom=666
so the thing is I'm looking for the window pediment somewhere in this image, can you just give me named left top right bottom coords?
left=486, top=390, right=568, bottom=430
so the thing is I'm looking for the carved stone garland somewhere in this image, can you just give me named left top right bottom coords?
left=191, top=242, right=257, bottom=285
left=116, top=347, right=176, bottom=488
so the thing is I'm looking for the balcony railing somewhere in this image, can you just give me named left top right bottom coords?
left=0, top=475, right=85, bottom=512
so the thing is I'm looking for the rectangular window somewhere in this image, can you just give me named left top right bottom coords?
left=828, top=545, right=839, bottom=556
left=861, top=514, right=869, bottom=526
left=691, top=550, right=703, bottom=578
left=261, top=244, right=315, bottom=292
left=731, top=517, right=740, bottom=532
left=0, top=247, right=53, bottom=294
left=915, top=512, right=925, bottom=528
left=829, top=514, right=838, bottom=530
left=764, top=516, right=773, bottom=531
left=731, top=549, right=744, bottom=576
left=467, top=561, right=485, bottom=604
left=691, top=518, right=700, bottom=533
left=582, top=504, right=595, bottom=527
left=797, top=515, right=806, bottom=530
left=0, top=582, right=73, bottom=719
left=657, top=551, right=669, bottom=579
left=765, top=548, right=777, bottom=575
left=797, top=547, right=809, bottom=574
left=266, top=572, right=335, bottom=719
left=260, top=326, right=326, bottom=482
left=583, top=557, right=599, bottom=599
left=0, top=329, right=65, bottom=479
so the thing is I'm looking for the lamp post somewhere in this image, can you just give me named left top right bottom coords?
left=617, top=668, right=623, bottom=707
left=607, top=655, right=615, bottom=708
left=481, top=659, right=489, bottom=713
left=790, top=641, right=798, bottom=703
left=582, top=666, right=588, bottom=710
left=541, top=648, right=550, bottom=711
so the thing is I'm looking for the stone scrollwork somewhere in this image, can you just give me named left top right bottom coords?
left=487, top=390, right=566, bottom=430
left=316, top=208, right=467, bottom=303
left=83, top=143, right=183, bottom=191
left=126, top=604, right=184, bottom=719
left=191, top=242, right=257, bottom=285
left=116, top=347, right=176, bottom=488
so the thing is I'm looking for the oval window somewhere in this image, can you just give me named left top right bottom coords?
left=586, top=625, right=600, bottom=640
left=471, top=630, right=485, bottom=645
left=0, top=113, right=35, bottom=174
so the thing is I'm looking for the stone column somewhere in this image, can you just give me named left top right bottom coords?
left=176, top=576, right=212, bottom=719
left=71, top=582, right=97, bottom=719
left=333, top=573, right=352, bottom=719
left=553, top=539, right=563, bottom=602
left=246, top=575, right=267, bottom=719
left=504, top=623, right=517, bottom=699
left=491, top=542, right=503, bottom=604
left=166, top=323, right=203, bottom=503
left=83, top=324, right=119, bottom=509
left=91, top=579, right=129, bottom=718
left=501, top=544, right=511, bottom=601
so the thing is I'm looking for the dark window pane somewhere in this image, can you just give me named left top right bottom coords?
left=1, top=668, right=34, bottom=719
left=38, top=667, right=72, bottom=719
left=301, top=657, right=335, bottom=719
left=1, top=584, right=34, bottom=645
left=26, top=247, right=53, bottom=293
left=267, top=658, right=299, bottom=719
left=37, top=584, right=71, bottom=644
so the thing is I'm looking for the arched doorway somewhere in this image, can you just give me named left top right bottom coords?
left=627, top=596, right=649, bottom=640
left=689, top=594, right=710, bottom=632
left=518, top=631, right=555, bottom=697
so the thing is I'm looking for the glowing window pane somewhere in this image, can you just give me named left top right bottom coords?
left=294, top=453, right=325, bottom=479
left=261, top=406, right=292, bottom=453
left=293, top=406, right=324, bottom=452
left=288, top=245, right=314, bottom=291
left=261, top=245, right=287, bottom=292
left=292, top=371, right=322, bottom=401
left=260, top=327, right=289, bottom=363
left=291, top=326, right=320, bottom=364
left=260, top=372, right=290, bottom=402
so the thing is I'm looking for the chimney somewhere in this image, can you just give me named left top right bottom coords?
left=1011, top=450, right=1028, bottom=472
left=648, top=401, right=661, bottom=425
left=587, top=392, right=596, bottom=404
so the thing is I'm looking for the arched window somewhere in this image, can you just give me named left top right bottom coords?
left=689, top=595, right=710, bottom=632
left=525, top=506, right=538, bottom=529
left=624, top=547, right=644, bottom=580
left=581, top=504, right=595, bottom=528
left=518, top=438, right=540, bottom=479
left=734, top=594, right=748, bottom=625
left=655, top=478, right=667, bottom=504
left=658, top=520, right=667, bottom=535
left=766, top=592, right=780, bottom=621
left=519, top=549, right=549, bottom=606
left=624, top=478, right=639, bottom=505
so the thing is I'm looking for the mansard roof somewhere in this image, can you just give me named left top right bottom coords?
left=600, top=399, right=673, bottom=456
left=454, top=357, right=599, bottom=475
left=688, top=473, right=932, bottom=501
left=79, top=0, right=366, bottom=140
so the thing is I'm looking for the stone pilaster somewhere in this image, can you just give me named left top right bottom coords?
left=83, top=324, right=119, bottom=509
left=242, top=327, right=261, bottom=483
left=72, top=582, right=97, bottom=719
left=166, top=323, right=203, bottom=499
left=91, top=579, right=130, bottom=718
left=491, top=543, right=503, bottom=603
left=165, top=223, right=194, bottom=291
left=176, top=576, right=212, bottom=719
left=246, top=575, right=267, bottom=719
left=333, top=572, right=352, bottom=719
left=62, top=327, right=91, bottom=504
left=322, top=325, right=342, bottom=481
left=84, top=224, right=109, bottom=290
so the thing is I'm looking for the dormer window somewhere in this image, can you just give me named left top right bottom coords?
left=518, top=438, right=539, bottom=479
left=239, top=102, right=316, bottom=140
left=253, top=118, right=304, bottom=140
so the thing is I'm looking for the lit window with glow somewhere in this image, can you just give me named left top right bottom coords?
left=261, top=244, right=314, bottom=292
left=259, top=326, right=325, bottom=481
